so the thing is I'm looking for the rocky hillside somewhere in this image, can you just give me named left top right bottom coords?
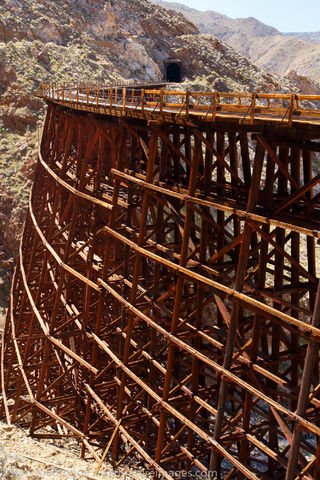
left=1, top=0, right=320, bottom=308
left=150, top=0, right=320, bottom=82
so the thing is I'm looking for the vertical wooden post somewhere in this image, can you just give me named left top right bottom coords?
left=288, top=93, right=295, bottom=126
left=122, top=87, right=126, bottom=111
left=210, top=139, right=265, bottom=477
left=154, top=135, right=202, bottom=467
left=250, top=92, right=256, bottom=124
left=111, top=129, right=159, bottom=462
left=285, top=280, right=320, bottom=480
left=109, top=87, right=113, bottom=110
left=185, top=90, right=190, bottom=119
left=160, top=88, right=164, bottom=115
left=212, top=91, right=217, bottom=121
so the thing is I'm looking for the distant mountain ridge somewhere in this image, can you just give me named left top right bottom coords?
left=150, top=0, right=320, bottom=82
left=284, top=32, right=320, bottom=43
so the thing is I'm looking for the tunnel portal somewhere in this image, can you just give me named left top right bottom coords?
left=166, top=61, right=182, bottom=82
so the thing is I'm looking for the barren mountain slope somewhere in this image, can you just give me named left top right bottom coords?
left=150, top=0, right=320, bottom=82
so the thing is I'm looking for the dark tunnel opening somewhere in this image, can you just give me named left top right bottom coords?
left=166, top=62, right=182, bottom=83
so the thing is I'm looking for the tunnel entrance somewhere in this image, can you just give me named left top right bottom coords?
left=166, top=62, right=182, bottom=83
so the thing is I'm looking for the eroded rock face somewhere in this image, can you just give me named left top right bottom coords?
left=286, top=71, right=320, bottom=95
left=88, top=4, right=119, bottom=39
left=0, top=58, right=17, bottom=92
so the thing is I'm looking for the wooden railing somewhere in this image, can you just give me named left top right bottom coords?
left=38, top=82, right=320, bottom=125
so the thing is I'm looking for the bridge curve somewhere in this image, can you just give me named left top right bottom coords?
left=2, top=84, right=320, bottom=480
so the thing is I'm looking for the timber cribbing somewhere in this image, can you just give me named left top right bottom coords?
left=2, top=83, right=320, bottom=480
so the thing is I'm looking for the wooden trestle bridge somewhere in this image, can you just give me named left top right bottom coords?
left=2, top=83, right=320, bottom=480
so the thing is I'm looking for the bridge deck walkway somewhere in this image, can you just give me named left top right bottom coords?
left=38, top=84, right=320, bottom=129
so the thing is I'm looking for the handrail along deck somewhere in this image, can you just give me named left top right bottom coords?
left=38, top=82, right=320, bottom=126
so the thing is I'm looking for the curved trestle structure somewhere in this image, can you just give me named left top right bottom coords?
left=2, top=86, right=320, bottom=479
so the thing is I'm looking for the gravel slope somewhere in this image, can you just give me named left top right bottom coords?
left=0, top=421, right=150, bottom=480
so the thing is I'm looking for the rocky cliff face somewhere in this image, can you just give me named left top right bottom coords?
left=150, top=0, right=320, bottom=83
left=1, top=0, right=319, bottom=308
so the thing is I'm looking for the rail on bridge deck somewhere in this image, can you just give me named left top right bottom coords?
left=38, top=82, right=320, bottom=127
left=2, top=83, right=320, bottom=480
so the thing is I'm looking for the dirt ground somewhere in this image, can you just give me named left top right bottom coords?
left=0, top=421, right=150, bottom=480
